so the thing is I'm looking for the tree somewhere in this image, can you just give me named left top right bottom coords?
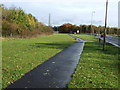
left=59, top=23, right=73, bottom=33
left=2, top=4, right=54, bottom=37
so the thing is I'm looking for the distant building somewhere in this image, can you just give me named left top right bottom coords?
left=118, top=1, right=120, bottom=28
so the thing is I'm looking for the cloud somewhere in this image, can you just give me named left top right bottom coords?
left=2, top=0, right=119, bottom=3
left=1, top=0, right=119, bottom=27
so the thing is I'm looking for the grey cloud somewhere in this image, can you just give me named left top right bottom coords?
left=2, top=0, right=118, bottom=27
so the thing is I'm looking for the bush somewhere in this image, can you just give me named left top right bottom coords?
left=1, top=4, right=54, bottom=37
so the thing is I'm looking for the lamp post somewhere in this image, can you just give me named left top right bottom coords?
left=91, top=11, right=95, bottom=35
left=103, top=0, right=108, bottom=51
left=98, top=21, right=102, bottom=36
left=57, top=26, right=59, bottom=33
left=48, top=13, right=51, bottom=26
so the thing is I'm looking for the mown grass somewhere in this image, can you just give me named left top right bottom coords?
left=68, top=42, right=119, bottom=88
left=72, top=34, right=98, bottom=41
left=2, top=34, right=75, bottom=89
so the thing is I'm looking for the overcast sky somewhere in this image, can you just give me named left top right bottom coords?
left=1, top=0, right=119, bottom=27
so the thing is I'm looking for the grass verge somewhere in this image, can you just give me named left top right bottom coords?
left=67, top=42, right=119, bottom=88
left=2, top=34, right=75, bottom=88
left=71, top=34, right=98, bottom=41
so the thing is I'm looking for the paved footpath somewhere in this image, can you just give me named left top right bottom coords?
left=7, top=36, right=84, bottom=88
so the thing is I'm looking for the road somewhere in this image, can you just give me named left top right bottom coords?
left=97, top=35, right=120, bottom=48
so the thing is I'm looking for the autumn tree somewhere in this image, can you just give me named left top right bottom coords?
left=58, top=23, right=119, bottom=35
left=59, top=23, right=73, bottom=33
left=1, top=4, right=53, bottom=37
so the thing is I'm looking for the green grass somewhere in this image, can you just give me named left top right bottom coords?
left=0, top=39, right=2, bottom=90
left=68, top=42, right=119, bottom=88
left=2, top=34, right=75, bottom=89
left=71, top=34, right=98, bottom=41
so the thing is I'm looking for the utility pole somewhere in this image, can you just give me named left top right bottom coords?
left=91, top=11, right=95, bottom=35
left=48, top=13, right=51, bottom=26
left=103, top=0, right=108, bottom=51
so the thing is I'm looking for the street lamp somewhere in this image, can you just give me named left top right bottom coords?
left=57, top=26, right=59, bottom=34
left=48, top=13, right=51, bottom=26
left=91, top=11, right=95, bottom=35
left=103, top=0, right=108, bottom=51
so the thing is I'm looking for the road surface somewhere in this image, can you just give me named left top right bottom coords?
left=97, top=35, right=120, bottom=48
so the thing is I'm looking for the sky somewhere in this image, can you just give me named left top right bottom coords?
left=1, top=0, right=119, bottom=27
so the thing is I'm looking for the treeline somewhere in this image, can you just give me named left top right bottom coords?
left=53, top=23, right=120, bottom=35
left=1, top=4, right=54, bottom=38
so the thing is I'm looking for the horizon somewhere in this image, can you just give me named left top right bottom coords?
left=1, top=0, right=119, bottom=27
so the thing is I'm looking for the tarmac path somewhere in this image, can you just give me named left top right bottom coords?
left=7, top=35, right=85, bottom=88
